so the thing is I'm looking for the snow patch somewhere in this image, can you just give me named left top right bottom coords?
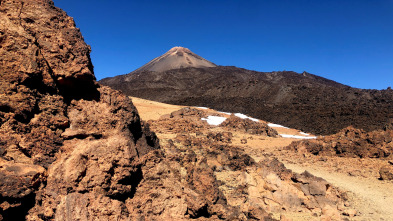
left=234, top=113, right=259, bottom=122
left=201, top=116, right=227, bottom=126
left=217, top=111, right=232, bottom=115
left=195, top=106, right=209, bottom=110
left=280, top=134, right=317, bottom=139
left=268, top=123, right=289, bottom=129
left=300, top=132, right=310, bottom=136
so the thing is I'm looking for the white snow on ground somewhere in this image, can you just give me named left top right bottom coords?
left=201, top=116, right=227, bottom=126
left=217, top=111, right=232, bottom=115
left=198, top=109, right=315, bottom=138
left=267, top=123, right=289, bottom=129
left=234, top=113, right=259, bottom=122
left=280, top=134, right=317, bottom=139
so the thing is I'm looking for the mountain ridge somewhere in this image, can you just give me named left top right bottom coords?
left=100, top=66, right=393, bottom=135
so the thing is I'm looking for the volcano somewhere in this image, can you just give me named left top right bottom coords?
left=132, top=46, right=216, bottom=73
left=100, top=50, right=393, bottom=135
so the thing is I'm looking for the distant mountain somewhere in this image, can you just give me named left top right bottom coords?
left=132, top=46, right=216, bottom=73
left=100, top=53, right=393, bottom=135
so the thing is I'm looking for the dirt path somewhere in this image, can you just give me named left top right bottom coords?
left=284, top=163, right=393, bottom=220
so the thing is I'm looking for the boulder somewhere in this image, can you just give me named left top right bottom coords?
left=379, top=165, right=393, bottom=180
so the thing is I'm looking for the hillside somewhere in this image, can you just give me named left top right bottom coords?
left=100, top=66, right=393, bottom=135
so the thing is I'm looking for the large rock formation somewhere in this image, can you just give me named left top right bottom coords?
left=0, top=0, right=158, bottom=220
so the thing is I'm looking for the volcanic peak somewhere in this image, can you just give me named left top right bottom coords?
left=132, top=46, right=217, bottom=73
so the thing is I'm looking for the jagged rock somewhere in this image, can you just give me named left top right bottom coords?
left=379, top=165, right=393, bottom=180
left=207, top=131, right=233, bottom=143
left=0, top=158, right=46, bottom=220
left=169, top=107, right=207, bottom=119
left=288, top=126, right=393, bottom=158
left=0, top=0, right=158, bottom=220
left=152, top=118, right=207, bottom=133
left=220, top=115, right=278, bottom=137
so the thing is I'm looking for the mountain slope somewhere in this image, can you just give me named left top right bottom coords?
left=100, top=66, right=393, bottom=135
left=132, top=46, right=216, bottom=73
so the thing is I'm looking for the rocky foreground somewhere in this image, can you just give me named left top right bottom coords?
left=132, top=97, right=393, bottom=220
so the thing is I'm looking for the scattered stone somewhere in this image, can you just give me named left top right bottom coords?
left=342, top=209, right=357, bottom=217
left=379, top=165, right=393, bottom=180
left=321, top=205, right=341, bottom=220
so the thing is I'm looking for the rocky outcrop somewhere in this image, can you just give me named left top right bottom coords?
left=287, top=126, right=393, bottom=158
left=0, top=0, right=158, bottom=220
left=220, top=115, right=278, bottom=137
left=147, top=111, right=350, bottom=220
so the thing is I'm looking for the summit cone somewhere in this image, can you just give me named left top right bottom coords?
left=132, top=46, right=216, bottom=73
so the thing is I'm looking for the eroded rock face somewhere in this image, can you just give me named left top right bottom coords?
left=288, top=126, right=393, bottom=158
left=221, top=115, right=278, bottom=137
left=0, top=0, right=157, bottom=220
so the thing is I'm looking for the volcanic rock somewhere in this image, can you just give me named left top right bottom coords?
left=0, top=0, right=159, bottom=219
left=220, top=115, right=278, bottom=137
left=287, top=126, right=393, bottom=158
left=379, top=165, right=393, bottom=180
left=147, top=109, right=349, bottom=220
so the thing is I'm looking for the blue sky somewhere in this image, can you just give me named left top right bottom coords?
left=54, top=0, right=393, bottom=89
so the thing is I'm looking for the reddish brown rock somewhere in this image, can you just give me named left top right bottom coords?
left=221, top=115, right=278, bottom=137
left=288, top=126, right=393, bottom=158
left=207, top=131, right=233, bottom=143
left=379, top=165, right=393, bottom=180
left=0, top=0, right=158, bottom=220
left=169, top=107, right=207, bottom=119
left=0, top=159, right=46, bottom=220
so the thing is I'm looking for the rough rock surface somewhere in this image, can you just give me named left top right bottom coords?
left=0, top=0, right=158, bottom=220
left=288, top=126, right=393, bottom=158
left=146, top=109, right=349, bottom=220
left=221, top=115, right=278, bottom=137
left=379, top=164, right=393, bottom=180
